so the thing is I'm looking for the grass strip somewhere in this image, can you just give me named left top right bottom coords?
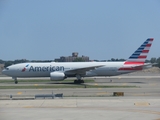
left=0, top=79, right=94, bottom=83
left=0, top=85, right=137, bottom=89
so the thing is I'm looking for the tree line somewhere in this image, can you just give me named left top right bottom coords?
left=0, top=57, right=160, bottom=68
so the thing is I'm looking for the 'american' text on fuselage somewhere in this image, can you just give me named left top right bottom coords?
left=29, top=66, right=64, bottom=72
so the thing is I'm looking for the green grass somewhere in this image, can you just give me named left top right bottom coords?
left=0, top=79, right=94, bottom=83
left=0, top=78, right=137, bottom=89
left=0, top=84, right=137, bottom=89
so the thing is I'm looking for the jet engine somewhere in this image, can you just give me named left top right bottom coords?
left=50, top=72, right=66, bottom=81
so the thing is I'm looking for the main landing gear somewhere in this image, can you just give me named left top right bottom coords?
left=74, top=75, right=84, bottom=84
left=13, top=77, right=18, bottom=84
left=74, top=79, right=84, bottom=84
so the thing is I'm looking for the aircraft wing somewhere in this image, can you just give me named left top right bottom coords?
left=65, top=65, right=104, bottom=75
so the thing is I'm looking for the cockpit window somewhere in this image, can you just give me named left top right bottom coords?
left=5, top=68, right=9, bottom=70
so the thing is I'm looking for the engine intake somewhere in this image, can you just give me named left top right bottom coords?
left=50, top=72, right=66, bottom=81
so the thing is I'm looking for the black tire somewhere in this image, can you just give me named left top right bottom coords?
left=81, top=80, right=84, bottom=83
left=74, top=80, right=84, bottom=84
left=74, top=80, right=78, bottom=84
left=15, top=81, right=18, bottom=84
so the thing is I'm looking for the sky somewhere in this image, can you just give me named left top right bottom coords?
left=0, top=0, right=160, bottom=61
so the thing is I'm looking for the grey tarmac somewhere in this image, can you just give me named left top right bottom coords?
left=1, top=98, right=160, bottom=120
left=0, top=74, right=160, bottom=120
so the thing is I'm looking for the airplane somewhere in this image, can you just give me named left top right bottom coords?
left=2, top=38, right=154, bottom=84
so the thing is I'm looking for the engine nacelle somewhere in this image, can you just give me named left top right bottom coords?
left=50, top=72, right=66, bottom=81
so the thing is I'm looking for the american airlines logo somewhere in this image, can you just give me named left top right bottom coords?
left=22, top=64, right=29, bottom=72
left=29, top=66, right=64, bottom=72
left=22, top=64, right=64, bottom=72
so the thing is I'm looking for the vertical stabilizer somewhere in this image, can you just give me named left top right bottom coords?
left=125, top=38, right=154, bottom=65
left=119, top=38, right=154, bottom=71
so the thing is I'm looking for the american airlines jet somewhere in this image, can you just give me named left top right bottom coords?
left=2, top=38, right=154, bottom=84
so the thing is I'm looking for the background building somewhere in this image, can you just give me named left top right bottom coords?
left=55, top=52, right=89, bottom=62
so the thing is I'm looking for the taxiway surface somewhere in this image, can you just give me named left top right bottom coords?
left=0, top=74, right=160, bottom=120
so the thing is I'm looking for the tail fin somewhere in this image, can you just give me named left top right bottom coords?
left=125, top=38, right=154, bottom=65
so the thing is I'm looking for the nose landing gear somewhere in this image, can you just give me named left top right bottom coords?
left=13, top=77, right=18, bottom=84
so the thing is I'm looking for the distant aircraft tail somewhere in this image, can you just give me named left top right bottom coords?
left=119, top=38, right=154, bottom=71
left=125, top=38, right=154, bottom=65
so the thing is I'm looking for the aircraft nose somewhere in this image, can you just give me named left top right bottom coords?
left=2, top=68, right=9, bottom=75
left=2, top=69, right=6, bottom=74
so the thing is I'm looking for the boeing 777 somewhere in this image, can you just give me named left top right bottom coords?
left=2, top=38, right=154, bottom=84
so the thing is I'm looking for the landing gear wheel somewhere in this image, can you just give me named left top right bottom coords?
left=74, top=80, right=84, bottom=84
left=74, top=80, right=78, bottom=84
left=81, top=80, right=84, bottom=83
left=13, top=77, right=18, bottom=84
left=15, top=81, right=18, bottom=84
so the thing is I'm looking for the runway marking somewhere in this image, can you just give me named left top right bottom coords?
left=94, top=83, right=98, bottom=86
left=23, top=106, right=33, bottom=108
left=17, top=92, right=22, bottom=95
left=101, top=108, right=160, bottom=115
left=122, top=83, right=127, bottom=85
left=96, top=92, right=108, bottom=95
left=34, top=84, right=38, bottom=86
left=98, top=88, right=101, bottom=90
left=150, top=83, right=156, bottom=86
left=118, top=77, right=121, bottom=79
left=134, top=102, right=150, bottom=106
left=133, top=94, right=149, bottom=96
left=21, top=106, right=160, bottom=115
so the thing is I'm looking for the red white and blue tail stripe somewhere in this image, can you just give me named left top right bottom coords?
left=119, top=38, right=154, bottom=71
left=126, top=38, right=154, bottom=63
